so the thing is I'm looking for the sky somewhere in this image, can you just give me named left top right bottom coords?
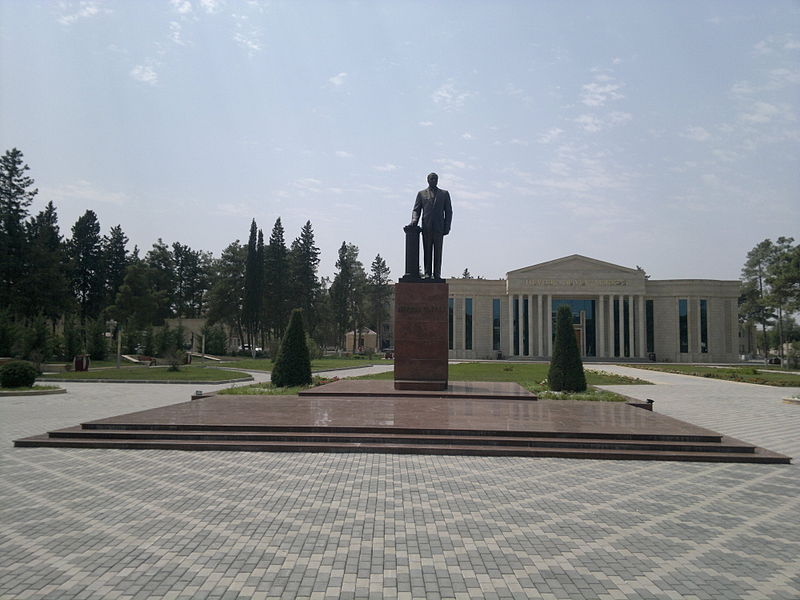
left=1, top=1, right=798, bottom=283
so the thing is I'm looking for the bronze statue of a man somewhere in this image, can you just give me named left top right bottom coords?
left=410, top=172, right=453, bottom=280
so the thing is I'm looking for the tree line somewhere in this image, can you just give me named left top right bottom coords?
left=739, top=237, right=800, bottom=365
left=0, top=148, right=392, bottom=363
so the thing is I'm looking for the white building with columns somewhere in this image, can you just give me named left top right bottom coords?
left=439, top=255, right=741, bottom=363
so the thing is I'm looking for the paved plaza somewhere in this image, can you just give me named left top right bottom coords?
left=1, top=366, right=799, bottom=599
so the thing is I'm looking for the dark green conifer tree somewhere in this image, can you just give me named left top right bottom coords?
left=242, top=220, right=262, bottom=355
left=547, top=304, right=587, bottom=392
left=25, top=201, right=71, bottom=321
left=102, top=225, right=130, bottom=309
left=70, top=210, right=105, bottom=323
left=288, top=220, right=321, bottom=334
left=271, top=308, right=312, bottom=388
left=0, top=148, right=37, bottom=316
left=264, top=218, right=290, bottom=338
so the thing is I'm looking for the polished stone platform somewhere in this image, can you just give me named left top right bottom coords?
left=14, top=381, right=791, bottom=463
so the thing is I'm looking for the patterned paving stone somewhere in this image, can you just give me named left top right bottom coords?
left=1, top=369, right=799, bottom=599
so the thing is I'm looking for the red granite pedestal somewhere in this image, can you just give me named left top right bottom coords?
left=393, top=282, right=448, bottom=391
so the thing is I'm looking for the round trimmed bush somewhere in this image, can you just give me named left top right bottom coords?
left=0, top=360, right=40, bottom=388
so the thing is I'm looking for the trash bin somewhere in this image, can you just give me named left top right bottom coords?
left=73, top=355, right=90, bottom=372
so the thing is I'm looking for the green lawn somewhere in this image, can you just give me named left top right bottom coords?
left=622, top=364, right=800, bottom=387
left=353, top=362, right=649, bottom=401
left=207, top=357, right=393, bottom=372
left=356, top=363, right=647, bottom=384
left=218, top=374, right=342, bottom=396
left=43, top=360, right=138, bottom=370
left=40, top=366, right=251, bottom=382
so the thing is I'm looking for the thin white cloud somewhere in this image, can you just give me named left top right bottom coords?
left=575, top=115, right=603, bottom=133
left=233, top=14, right=262, bottom=55
left=712, top=149, right=741, bottom=162
left=373, top=164, right=398, bottom=172
left=329, top=72, right=348, bottom=87
left=682, top=126, right=711, bottom=142
left=335, top=151, right=353, bottom=158
left=170, top=0, right=192, bottom=15
left=731, top=80, right=757, bottom=95
left=169, top=22, right=185, bottom=46
left=418, top=121, right=434, bottom=127
left=537, top=128, right=563, bottom=144
left=461, top=132, right=473, bottom=140
left=575, top=112, right=631, bottom=132
left=732, top=68, right=800, bottom=96
left=754, top=34, right=800, bottom=55
left=130, top=64, right=158, bottom=85
left=58, top=1, right=104, bottom=26
left=200, top=0, right=220, bottom=13
left=431, top=80, right=475, bottom=111
left=581, top=80, right=624, bottom=107
left=434, top=158, right=468, bottom=169
left=213, top=202, right=252, bottom=217
left=234, top=31, right=262, bottom=54
left=547, top=161, right=570, bottom=177
left=741, top=101, right=782, bottom=123
left=43, top=180, right=129, bottom=206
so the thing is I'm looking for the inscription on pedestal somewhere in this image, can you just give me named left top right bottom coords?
left=394, top=282, right=449, bottom=391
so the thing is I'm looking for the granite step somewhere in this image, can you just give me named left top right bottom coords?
left=13, top=434, right=790, bottom=463
left=41, top=426, right=754, bottom=454
left=77, top=422, right=723, bottom=443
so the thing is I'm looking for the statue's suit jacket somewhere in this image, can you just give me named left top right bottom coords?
left=413, top=188, right=453, bottom=235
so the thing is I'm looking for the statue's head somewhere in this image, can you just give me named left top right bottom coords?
left=427, top=172, right=438, bottom=188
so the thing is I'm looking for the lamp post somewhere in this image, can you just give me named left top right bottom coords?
left=109, top=320, right=122, bottom=369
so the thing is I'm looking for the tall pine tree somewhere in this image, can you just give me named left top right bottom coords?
left=145, top=239, right=176, bottom=323
left=25, top=201, right=71, bottom=322
left=264, top=217, right=290, bottom=338
left=206, top=240, right=247, bottom=349
left=0, top=148, right=37, bottom=316
left=367, top=254, right=391, bottom=350
left=242, top=220, right=263, bottom=354
left=330, top=242, right=366, bottom=351
left=288, top=220, right=321, bottom=335
left=69, top=210, right=105, bottom=323
left=102, top=224, right=129, bottom=309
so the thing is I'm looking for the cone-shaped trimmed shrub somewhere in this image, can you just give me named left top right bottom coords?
left=271, top=308, right=312, bottom=388
left=547, top=305, right=587, bottom=392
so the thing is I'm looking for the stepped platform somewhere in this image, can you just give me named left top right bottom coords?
left=14, top=381, right=790, bottom=463
left=298, top=379, right=536, bottom=400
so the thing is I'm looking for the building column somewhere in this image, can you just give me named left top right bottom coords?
left=608, top=294, right=615, bottom=357
left=627, top=295, right=635, bottom=359
left=535, top=294, right=542, bottom=357
left=518, top=296, right=525, bottom=357
left=507, top=295, right=514, bottom=356
left=617, top=295, right=624, bottom=357
left=545, top=295, right=553, bottom=356
left=638, top=295, right=646, bottom=358
left=597, top=295, right=605, bottom=358
left=527, top=295, right=534, bottom=358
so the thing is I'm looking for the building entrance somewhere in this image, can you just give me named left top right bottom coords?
left=552, top=299, right=595, bottom=357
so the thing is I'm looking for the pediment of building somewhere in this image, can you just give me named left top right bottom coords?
left=506, top=255, right=646, bottom=294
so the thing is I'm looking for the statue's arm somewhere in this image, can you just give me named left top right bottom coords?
left=443, top=192, right=452, bottom=235
left=410, top=192, right=423, bottom=225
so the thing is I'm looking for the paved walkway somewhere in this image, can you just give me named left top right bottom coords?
left=1, top=367, right=798, bottom=599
